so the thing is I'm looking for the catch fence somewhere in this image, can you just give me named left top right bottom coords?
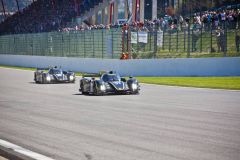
left=0, top=24, right=239, bottom=59
left=126, top=23, right=240, bottom=58
left=0, top=28, right=122, bottom=59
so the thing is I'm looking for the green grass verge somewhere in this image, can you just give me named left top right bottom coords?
left=1, top=65, right=239, bottom=90
left=0, top=65, right=36, bottom=71
left=137, top=77, right=240, bottom=90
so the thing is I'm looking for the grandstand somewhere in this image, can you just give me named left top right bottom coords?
left=0, top=1, right=117, bottom=34
left=0, top=0, right=75, bottom=34
left=0, top=0, right=109, bottom=35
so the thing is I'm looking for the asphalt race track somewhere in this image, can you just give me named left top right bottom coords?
left=0, top=67, right=240, bottom=160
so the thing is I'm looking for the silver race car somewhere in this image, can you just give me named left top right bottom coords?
left=34, top=66, right=75, bottom=84
left=79, top=71, right=140, bottom=95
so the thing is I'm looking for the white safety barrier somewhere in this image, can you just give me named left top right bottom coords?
left=0, top=54, right=240, bottom=76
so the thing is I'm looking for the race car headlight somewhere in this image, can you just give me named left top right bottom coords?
left=132, top=83, right=138, bottom=90
left=69, top=75, right=74, bottom=81
left=46, top=76, right=51, bottom=81
left=100, top=85, right=106, bottom=91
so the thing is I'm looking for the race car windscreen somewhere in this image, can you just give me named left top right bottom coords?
left=102, top=74, right=120, bottom=82
left=49, top=69, right=62, bottom=74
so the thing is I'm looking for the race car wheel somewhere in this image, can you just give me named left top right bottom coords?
left=42, top=76, right=46, bottom=84
left=68, top=76, right=75, bottom=83
left=80, top=82, right=88, bottom=95
left=132, top=90, right=139, bottom=95
left=82, top=91, right=88, bottom=95
left=93, top=85, right=103, bottom=96
left=35, top=79, right=39, bottom=84
left=34, top=74, right=37, bottom=83
left=82, top=89, right=88, bottom=95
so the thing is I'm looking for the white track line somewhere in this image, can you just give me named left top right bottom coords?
left=0, top=139, right=54, bottom=160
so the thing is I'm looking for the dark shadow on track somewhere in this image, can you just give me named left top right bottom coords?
left=29, top=82, right=76, bottom=85
left=73, top=93, right=139, bottom=96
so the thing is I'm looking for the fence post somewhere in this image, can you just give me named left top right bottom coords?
left=187, top=24, right=190, bottom=58
left=83, top=31, right=86, bottom=58
left=74, top=32, right=77, bottom=57
left=224, top=25, right=227, bottom=57
left=210, top=26, right=213, bottom=54
left=184, top=29, right=186, bottom=52
left=137, top=30, right=139, bottom=57
left=162, top=31, right=165, bottom=51
left=200, top=23, right=203, bottom=53
left=92, top=30, right=95, bottom=58
left=127, top=26, right=131, bottom=58
left=149, top=32, right=151, bottom=53
left=31, top=34, right=34, bottom=55
left=154, top=29, right=157, bottom=58
left=68, top=32, right=70, bottom=57
left=24, top=34, right=27, bottom=55
left=77, top=31, right=80, bottom=57
left=14, top=35, right=16, bottom=55
left=61, top=33, right=64, bottom=57
left=47, top=33, right=50, bottom=56
left=176, top=30, right=179, bottom=52
left=8, top=35, right=11, bottom=54
left=102, top=29, right=104, bottom=59
left=39, top=34, right=42, bottom=56
left=236, top=29, right=240, bottom=56
left=191, top=28, right=194, bottom=52
left=112, top=30, right=114, bottom=59
left=169, top=31, right=171, bottom=52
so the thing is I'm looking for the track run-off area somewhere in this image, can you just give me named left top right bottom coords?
left=0, top=67, right=240, bottom=160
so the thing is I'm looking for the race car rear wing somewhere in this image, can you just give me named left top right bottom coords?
left=36, top=67, right=49, bottom=71
left=82, top=71, right=117, bottom=78
left=36, top=66, right=59, bottom=71
left=82, top=73, right=101, bottom=78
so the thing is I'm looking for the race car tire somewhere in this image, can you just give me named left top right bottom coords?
left=67, top=76, right=75, bottom=83
left=132, top=90, right=139, bottom=95
left=82, top=91, right=88, bottom=95
left=42, top=76, right=46, bottom=84
left=35, top=78, right=39, bottom=83
left=93, top=85, right=103, bottom=96
left=34, top=74, right=37, bottom=83
left=80, top=82, right=88, bottom=95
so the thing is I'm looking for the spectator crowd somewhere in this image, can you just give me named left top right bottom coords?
left=0, top=0, right=86, bottom=35
left=0, top=0, right=239, bottom=35
left=145, top=8, right=240, bottom=32
left=60, top=7, right=240, bottom=32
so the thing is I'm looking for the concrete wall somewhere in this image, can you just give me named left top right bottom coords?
left=0, top=54, right=240, bottom=76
